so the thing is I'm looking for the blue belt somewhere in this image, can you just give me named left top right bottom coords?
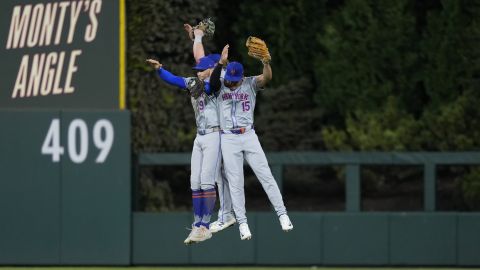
left=197, top=127, right=220, bottom=135
left=221, top=125, right=254, bottom=134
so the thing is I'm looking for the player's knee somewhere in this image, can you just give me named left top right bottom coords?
left=190, top=182, right=201, bottom=190
left=201, top=183, right=215, bottom=190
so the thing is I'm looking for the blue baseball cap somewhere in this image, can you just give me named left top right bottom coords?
left=224, top=61, right=244, bottom=82
left=193, top=56, right=215, bottom=70
left=206, top=53, right=221, bottom=63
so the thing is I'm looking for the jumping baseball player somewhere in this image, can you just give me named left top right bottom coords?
left=184, top=24, right=237, bottom=233
left=209, top=44, right=294, bottom=240
left=146, top=56, right=221, bottom=244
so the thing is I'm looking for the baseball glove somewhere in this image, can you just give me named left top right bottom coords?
left=186, top=78, right=204, bottom=99
left=245, top=36, right=271, bottom=63
left=193, top=18, right=215, bottom=39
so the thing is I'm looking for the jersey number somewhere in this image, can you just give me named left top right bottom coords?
left=198, top=100, right=205, bottom=111
left=242, top=101, right=250, bottom=112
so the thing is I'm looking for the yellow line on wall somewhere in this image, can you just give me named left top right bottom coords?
left=119, top=0, right=126, bottom=109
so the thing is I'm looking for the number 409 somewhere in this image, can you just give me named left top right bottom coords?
left=41, top=118, right=114, bottom=163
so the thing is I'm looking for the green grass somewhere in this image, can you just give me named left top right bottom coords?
left=1, top=267, right=480, bottom=270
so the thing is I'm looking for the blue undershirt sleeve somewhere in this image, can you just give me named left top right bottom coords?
left=157, top=68, right=187, bottom=89
left=204, top=82, right=211, bottom=95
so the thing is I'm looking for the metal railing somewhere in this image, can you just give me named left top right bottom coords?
left=137, top=152, right=480, bottom=212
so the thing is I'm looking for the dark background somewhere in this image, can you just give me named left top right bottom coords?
left=126, top=0, right=480, bottom=212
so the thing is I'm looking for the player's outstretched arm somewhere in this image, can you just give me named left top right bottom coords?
left=245, top=36, right=272, bottom=88
left=210, top=44, right=229, bottom=94
left=255, top=61, right=272, bottom=88
left=209, top=64, right=223, bottom=94
left=146, top=59, right=162, bottom=69
left=183, top=23, right=194, bottom=41
left=146, top=59, right=186, bottom=89
left=193, top=29, right=206, bottom=63
left=184, top=24, right=206, bottom=64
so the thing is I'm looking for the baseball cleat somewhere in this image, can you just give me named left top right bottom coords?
left=184, top=237, right=196, bottom=245
left=189, top=225, right=212, bottom=242
left=279, top=214, right=293, bottom=232
left=184, top=226, right=197, bottom=245
left=239, top=223, right=252, bottom=240
left=210, top=217, right=237, bottom=233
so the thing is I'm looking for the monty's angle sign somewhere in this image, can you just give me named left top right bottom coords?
left=0, top=0, right=125, bottom=109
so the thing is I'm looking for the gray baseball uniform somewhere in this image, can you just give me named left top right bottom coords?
left=217, top=76, right=287, bottom=225
left=186, top=76, right=221, bottom=191
left=185, top=77, right=234, bottom=220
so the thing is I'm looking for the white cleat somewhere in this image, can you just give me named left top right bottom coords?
left=210, top=217, right=237, bottom=233
left=189, top=225, right=212, bottom=243
left=279, top=214, right=293, bottom=232
left=184, top=226, right=197, bottom=245
left=239, top=223, right=252, bottom=240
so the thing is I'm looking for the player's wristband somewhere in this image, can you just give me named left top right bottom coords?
left=194, top=35, right=203, bottom=43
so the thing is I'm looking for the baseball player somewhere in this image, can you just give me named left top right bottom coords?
left=146, top=56, right=221, bottom=244
left=183, top=25, right=237, bottom=233
left=209, top=44, right=293, bottom=240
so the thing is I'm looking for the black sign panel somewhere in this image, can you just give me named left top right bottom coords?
left=0, top=0, right=125, bottom=109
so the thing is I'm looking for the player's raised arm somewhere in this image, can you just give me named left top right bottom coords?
left=184, top=18, right=216, bottom=64
left=255, top=61, right=272, bottom=88
left=245, top=36, right=272, bottom=88
left=146, top=59, right=187, bottom=89
left=210, top=44, right=229, bottom=93
left=183, top=23, right=194, bottom=41
left=193, top=29, right=206, bottom=63
left=184, top=24, right=205, bottom=63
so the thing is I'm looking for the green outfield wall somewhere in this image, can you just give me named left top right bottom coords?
left=132, top=212, right=480, bottom=266
left=2, top=134, right=480, bottom=265
left=133, top=152, right=480, bottom=266
left=0, top=0, right=130, bottom=265
left=0, top=110, right=131, bottom=265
